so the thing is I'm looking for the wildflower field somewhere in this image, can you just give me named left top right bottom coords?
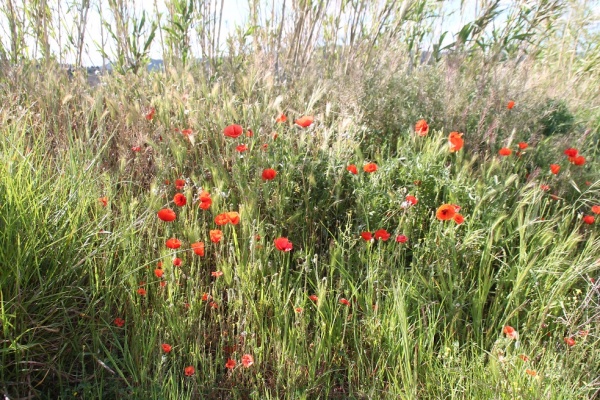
left=1, top=0, right=600, bottom=398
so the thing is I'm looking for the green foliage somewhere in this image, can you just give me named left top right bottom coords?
left=538, top=98, right=575, bottom=137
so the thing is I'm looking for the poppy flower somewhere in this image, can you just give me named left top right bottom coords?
left=503, top=325, right=519, bottom=340
left=570, top=155, right=585, bottom=166
left=201, top=293, right=212, bottom=301
left=161, top=343, right=172, bottom=353
left=564, top=148, right=578, bottom=158
left=215, top=213, right=230, bottom=226
left=210, top=230, right=223, bottom=243
left=175, top=179, right=186, bottom=190
left=211, top=271, right=223, bottom=278
left=132, top=146, right=141, bottom=152
left=346, top=164, right=358, bottom=174
left=145, top=107, right=155, bottom=121
left=114, top=317, right=125, bottom=327
left=272, top=132, right=278, bottom=140
left=225, top=359, right=236, bottom=370
left=276, top=114, right=287, bottom=123
left=339, top=298, right=350, bottom=306
left=406, top=195, right=418, bottom=206
left=173, top=258, right=182, bottom=267
left=166, top=238, right=182, bottom=249
left=436, top=204, right=456, bottom=221
left=295, top=307, right=303, bottom=313
left=158, top=208, right=176, bottom=222
left=415, top=119, right=429, bottom=136
left=453, top=214, right=464, bottom=224
left=564, top=337, right=576, bottom=347
left=550, top=164, right=560, bottom=175
left=361, top=232, right=373, bottom=241
left=363, top=163, right=377, bottom=173
left=173, top=193, right=187, bottom=207
left=309, top=295, right=318, bottom=302
left=198, top=190, right=212, bottom=210
left=448, top=132, right=464, bottom=152
left=157, top=261, right=163, bottom=268
left=540, top=184, right=550, bottom=191
left=525, top=369, right=537, bottom=377
left=226, top=212, right=240, bottom=225
left=396, top=234, right=408, bottom=243
left=191, top=242, right=205, bottom=256
left=184, top=366, right=195, bottom=376
left=236, top=144, right=248, bottom=152
left=519, top=354, right=530, bottom=362
left=209, top=301, right=218, bottom=309
left=241, top=354, right=254, bottom=368
left=295, top=116, right=314, bottom=128
left=498, top=148, right=512, bottom=156
left=262, top=168, right=277, bottom=180
left=274, top=237, right=293, bottom=252
left=261, top=144, right=268, bottom=150
left=518, top=142, right=528, bottom=149
left=154, top=268, right=164, bottom=278
left=137, top=288, right=147, bottom=296
left=374, top=229, right=391, bottom=241
left=99, top=197, right=108, bottom=207
left=583, top=215, right=595, bottom=225
left=224, top=124, right=243, bottom=138
left=591, top=205, right=600, bottom=215
left=507, top=101, right=515, bottom=110
left=181, top=128, right=193, bottom=137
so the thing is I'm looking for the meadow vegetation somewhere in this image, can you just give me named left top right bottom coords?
left=0, top=0, right=599, bottom=398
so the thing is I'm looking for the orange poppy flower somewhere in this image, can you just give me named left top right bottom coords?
left=347, top=164, right=358, bottom=174
left=448, top=132, right=464, bottom=152
left=361, top=232, right=373, bottom=241
left=262, top=168, right=277, bottom=180
left=498, top=148, right=512, bottom=156
left=276, top=114, right=287, bottom=123
left=570, top=155, right=585, bottom=166
left=396, top=234, right=408, bottom=243
left=453, top=213, right=464, bottom=224
left=137, top=288, right=147, bottom=296
left=166, top=238, right=182, bottom=249
left=99, top=197, right=108, bottom=207
left=274, top=237, right=293, bottom=252
left=406, top=195, right=418, bottom=205
left=225, top=359, right=236, bottom=369
left=131, top=146, right=141, bottom=152
left=173, top=193, right=187, bottom=207
left=564, top=148, right=578, bottom=157
left=295, top=307, right=303, bottom=313
left=518, top=142, right=528, bottom=149
left=564, top=337, right=576, bottom=347
left=158, top=208, right=176, bottom=222
left=550, top=164, right=560, bottom=175
left=525, top=369, right=537, bottom=377
left=114, top=317, right=125, bottom=327
left=175, top=179, right=186, bottom=190
left=363, top=163, right=377, bottom=173
left=236, top=144, right=248, bottom=152
left=161, top=343, right=172, bottom=353
left=210, top=230, right=223, bottom=243
left=309, top=295, right=318, bottom=302
left=519, top=354, right=530, bottom=362
left=295, top=116, right=314, bottom=128
left=191, top=242, right=205, bottom=256
left=374, top=229, right=390, bottom=241
left=145, top=107, right=155, bottom=121
left=507, top=100, right=515, bottom=109
left=415, top=119, right=429, bottom=136
left=591, top=205, right=600, bottom=215
left=246, top=129, right=254, bottom=137
left=201, top=293, right=212, bottom=301
left=154, top=268, right=164, bottom=278
left=211, top=271, right=223, bottom=278
left=224, top=124, right=243, bottom=138
left=181, top=128, right=193, bottom=137
left=172, top=257, right=182, bottom=267
left=339, top=298, right=350, bottom=306
left=225, top=211, right=240, bottom=225
left=241, top=354, right=254, bottom=368
left=215, top=213, right=230, bottom=226
left=540, top=184, right=550, bottom=191
left=198, top=190, right=212, bottom=210
left=583, top=215, right=595, bottom=225
left=436, top=204, right=456, bottom=221
left=503, top=325, right=519, bottom=340
left=184, top=366, right=195, bottom=376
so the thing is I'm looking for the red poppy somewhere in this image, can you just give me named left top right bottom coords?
left=181, top=128, right=193, bottom=137
left=225, top=359, right=236, bottom=369
left=114, top=317, right=125, bottom=327
left=498, top=148, right=512, bottom=156
left=346, top=164, right=358, bottom=174
left=363, top=163, right=377, bottom=173
left=436, top=204, right=456, bottom=221
left=503, top=325, right=519, bottom=340
left=226, top=211, right=240, bottom=225
left=507, top=101, right=515, bottom=110
left=525, top=369, right=537, bottom=377
left=99, top=197, right=108, bottom=207
left=173, top=258, right=182, bottom=267
left=309, top=295, right=318, bottom=302
left=198, top=190, right=212, bottom=210
left=210, top=230, right=223, bottom=243
left=161, top=343, right=172, bottom=353
left=166, top=238, right=182, bottom=249
left=132, top=146, right=141, bottom=152
left=137, top=288, right=147, bottom=296
left=564, top=148, right=578, bottom=157
left=154, top=268, right=164, bottom=278
left=361, top=232, right=373, bottom=241
left=209, top=301, right=218, bottom=309
left=262, top=168, right=277, bottom=180
left=145, top=107, right=155, bottom=121
left=241, top=354, right=254, bottom=367
left=272, top=132, right=279, bottom=140
left=215, top=213, right=230, bottom=226
left=550, top=164, right=560, bottom=175
left=224, top=124, right=243, bottom=138
left=374, top=229, right=390, bottom=241
left=295, top=116, right=314, bottom=128
left=564, top=337, right=576, bottom=347
left=570, top=155, right=585, bottom=166
left=160, top=281, right=167, bottom=287
left=274, top=237, right=293, bottom=252
left=173, top=193, right=187, bottom=207
left=276, top=114, right=287, bottom=123
left=448, top=132, right=464, bottom=152
left=518, top=142, right=528, bottom=149
left=184, top=366, right=195, bottom=376
left=191, top=242, right=205, bottom=256
left=519, top=354, right=530, bottom=362
left=339, top=298, right=350, bottom=306
left=592, top=205, right=600, bottom=215
left=236, top=144, right=248, bottom=152
left=175, top=179, right=186, bottom=190
left=540, top=184, right=550, bottom=191
left=396, top=234, right=408, bottom=243
left=415, top=119, right=429, bottom=136
left=261, top=144, right=268, bottom=150
left=583, top=215, right=595, bottom=225
left=158, top=208, right=176, bottom=222
left=406, top=195, right=418, bottom=205
left=453, top=214, right=465, bottom=224
left=201, top=293, right=212, bottom=301
left=295, top=307, right=303, bottom=313
left=246, top=129, right=254, bottom=137
left=211, top=271, right=223, bottom=278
